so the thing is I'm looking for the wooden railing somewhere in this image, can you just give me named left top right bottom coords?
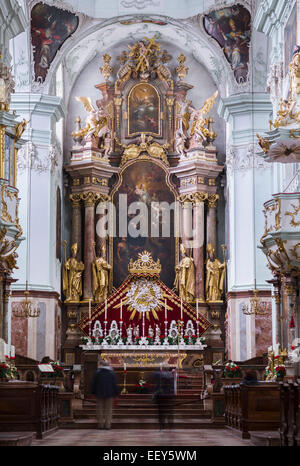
left=279, top=380, right=300, bottom=446
left=37, top=384, right=59, bottom=439
left=224, top=383, right=280, bottom=439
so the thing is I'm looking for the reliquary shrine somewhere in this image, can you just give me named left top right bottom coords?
left=63, top=36, right=225, bottom=370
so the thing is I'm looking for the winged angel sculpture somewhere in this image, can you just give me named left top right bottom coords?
left=175, top=90, right=218, bottom=156
left=72, top=96, right=111, bottom=149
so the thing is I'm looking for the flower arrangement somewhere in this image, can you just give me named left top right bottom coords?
left=224, top=361, right=242, bottom=378
left=51, top=361, right=63, bottom=377
left=147, top=336, right=154, bottom=345
left=0, top=356, right=18, bottom=379
left=275, top=365, right=286, bottom=380
left=134, top=379, right=151, bottom=394
left=0, top=362, right=9, bottom=379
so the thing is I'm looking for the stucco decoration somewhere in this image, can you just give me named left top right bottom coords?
left=17, top=141, right=61, bottom=174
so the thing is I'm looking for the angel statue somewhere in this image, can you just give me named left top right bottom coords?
left=188, top=90, right=218, bottom=148
left=72, top=96, right=111, bottom=145
left=92, top=242, right=112, bottom=303
left=62, top=242, right=84, bottom=303
left=174, top=243, right=195, bottom=303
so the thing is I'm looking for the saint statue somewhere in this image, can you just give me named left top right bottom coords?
left=62, top=243, right=84, bottom=302
left=174, top=243, right=195, bottom=303
left=205, top=243, right=225, bottom=302
left=92, top=242, right=112, bottom=303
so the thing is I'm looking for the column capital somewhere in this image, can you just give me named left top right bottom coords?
left=69, top=193, right=82, bottom=207
left=207, top=193, right=219, bottom=208
left=81, top=192, right=101, bottom=206
left=178, top=192, right=208, bottom=205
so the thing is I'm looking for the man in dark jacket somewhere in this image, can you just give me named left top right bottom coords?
left=92, top=360, right=119, bottom=430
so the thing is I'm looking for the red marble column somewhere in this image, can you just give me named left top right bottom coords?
left=70, top=194, right=82, bottom=260
left=193, top=193, right=207, bottom=302
left=207, top=194, right=219, bottom=252
left=82, top=192, right=98, bottom=300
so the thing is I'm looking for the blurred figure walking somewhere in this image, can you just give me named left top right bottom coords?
left=92, top=360, right=119, bottom=430
left=152, top=366, right=175, bottom=430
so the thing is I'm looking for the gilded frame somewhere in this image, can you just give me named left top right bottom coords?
left=127, top=82, right=161, bottom=137
left=108, top=157, right=179, bottom=290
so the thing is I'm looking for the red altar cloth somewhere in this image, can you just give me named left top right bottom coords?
left=78, top=275, right=211, bottom=337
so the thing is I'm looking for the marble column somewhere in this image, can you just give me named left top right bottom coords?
left=82, top=192, right=99, bottom=300
left=192, top=192, right=207, bottom=302
left=2, top=285, right=11, bottom=342
left=70, top=194, right=82, bottom=260
left=282, top=279, right=297, bottom=350
left=207, top=194, right=219, bottom=251
left=180, top=196, right=193, bottom=253
left=95, top=195, right=108, bottom=258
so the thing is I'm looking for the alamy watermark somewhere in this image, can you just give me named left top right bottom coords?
left=95, top=194, right=203, bottom=248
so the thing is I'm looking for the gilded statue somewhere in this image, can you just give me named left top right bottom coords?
left=92, top=242, right=111, bottom=303
left=269, top=50, right=300, bottom=135
left=174, top=243, right=195, bottom=303
left=72, top=96, right=111, bottom=143
left=188, top=91, right=218, bottom=147
left=265, top=348, right=275, bottom=381
left=62, top=242, right=84, bottom=302
left=206, top=243, right=225, bottom=302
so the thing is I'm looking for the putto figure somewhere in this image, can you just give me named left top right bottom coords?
left=188, top=91, right=218, bottom=148
left=174, top=243, right=195, bottom=303
left=205, top=243, right=225, bottom=302
left=62, top=242, right=85, bottom=302
left=92, top=243, right=112, bottom=303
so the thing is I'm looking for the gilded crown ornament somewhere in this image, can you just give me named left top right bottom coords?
left=128, top=251, right=161, bottom=276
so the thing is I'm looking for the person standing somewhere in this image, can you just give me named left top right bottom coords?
left=92, top=360, right=119, bottom=430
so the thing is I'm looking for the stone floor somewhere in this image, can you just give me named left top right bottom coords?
left=32, top=428, right=251, bottom=446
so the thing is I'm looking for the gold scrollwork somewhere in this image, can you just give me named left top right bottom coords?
left=285, top=198, right=300, bottom=227
left=290, top=242, right=300, bottom=260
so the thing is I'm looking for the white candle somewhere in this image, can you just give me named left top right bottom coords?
left=160, top=363, right=162, bottom=372
left=196, top=300, right=199, bottom=320
left=181, top=298, right=183, bottom=320
left=89, top=299, right=91, bottom=321
left=124, top=362, right=126, bottom=371
left=8, top=298, right=11, bottom=357
left=105, top=299, right=107, bottom=320
left=120, top=300, right=123, bottom=320
left=165, top=299, right=167, bottom=320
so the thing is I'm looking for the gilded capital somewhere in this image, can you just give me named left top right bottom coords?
left=70, top=193, right=81, bottom=207
left=192, top=192, right=208, bottom=205
left=81, top=192, right=101, bottom=206
left=207, top=193, right=219, bottom=208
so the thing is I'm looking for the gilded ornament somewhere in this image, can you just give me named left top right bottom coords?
left=100, top=54, right=113, bottom=81
left=256, top=133, right=272, bottom=154
left=69, top=193, right=81, bottom=207
left=128, top=250, right=161, bottom=276
left=285, top=198, right=300, bottom=227
left=72, top=96, right=111, bottom=146
left=117, top=133, right=169, bottom=166
left=176, top=53, right=189, bottom=81
left=15, top=119, right=28, bottom=140
left=207, top=193, right=219, bottom=208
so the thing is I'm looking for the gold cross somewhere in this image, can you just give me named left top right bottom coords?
left=135, top=35, right=159, bottom=72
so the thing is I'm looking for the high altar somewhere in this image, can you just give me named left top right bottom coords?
left=62, top=36, right=226, bottom=388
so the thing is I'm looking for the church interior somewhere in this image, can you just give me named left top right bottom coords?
left=0, top=0, right=300, bottom=448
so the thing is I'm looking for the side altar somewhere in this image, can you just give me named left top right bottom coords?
left=62, top=35, right=226, bottom=378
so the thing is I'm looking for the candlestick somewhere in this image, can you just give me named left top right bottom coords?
left=165, top=299, right=167, bottom=320
left=105, top=299, right=107, bottom=320
left=196, top=299, right=199, bottom=320
left=120, top=300, right=123, bottom=321
left=181, top=298, right=183, bottom=320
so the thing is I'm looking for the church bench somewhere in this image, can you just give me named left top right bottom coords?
left=224, top=383, right=280, bottom=439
